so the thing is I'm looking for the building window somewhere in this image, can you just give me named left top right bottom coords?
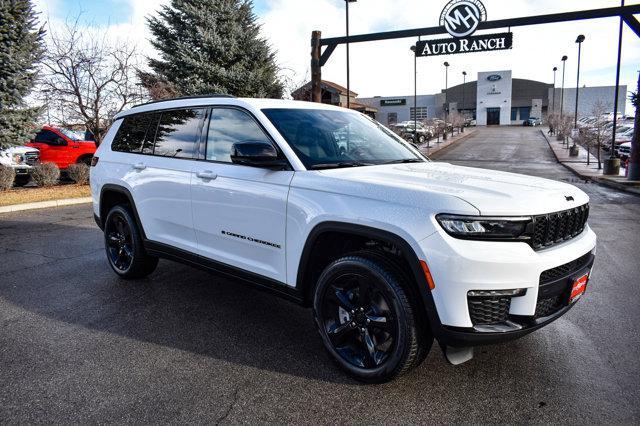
left=511, top=108, right=517, bottom=121
left=410, top=107, right=429, bottom=120
left=387, top=113, right=398, bottom=125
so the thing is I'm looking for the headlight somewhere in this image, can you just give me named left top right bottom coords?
left=436, top=214, right=532, bottom=241
left=12, top=154, right=23, bottom=164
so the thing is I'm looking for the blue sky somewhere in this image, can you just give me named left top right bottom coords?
left=36, top=0, right=639, bottom=113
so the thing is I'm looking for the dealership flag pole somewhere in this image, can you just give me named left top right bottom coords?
left=606, top=0, right=625, bottom=175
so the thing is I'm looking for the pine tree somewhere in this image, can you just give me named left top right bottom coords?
left=0, top=0, right=45, bottom=147
left=140, top=0, right=283, bottom=100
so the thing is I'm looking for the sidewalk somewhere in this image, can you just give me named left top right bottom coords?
left=541, top=129, right=640, bottom=196
left=417, top=127, right=477, bottom=157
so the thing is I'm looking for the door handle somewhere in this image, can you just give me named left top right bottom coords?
left=133, top=162, right=146, bottom=171
left=196, top=170, right=217, bottom=180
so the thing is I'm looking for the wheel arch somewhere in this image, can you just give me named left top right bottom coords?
left=296, top=222, right=432, bottom=301
left=98, top=184, right=146, bottom=239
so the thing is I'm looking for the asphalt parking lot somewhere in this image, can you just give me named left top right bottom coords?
left=1, top=127, right=639, bottom=423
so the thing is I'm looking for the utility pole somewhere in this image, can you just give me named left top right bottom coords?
left=560, top=55, right=568, bottom=146
left=345, top=0, right=357, bottom=109
left=552, top=67, right=557, bottom=114
left=311, top=31, right=322, bottom=103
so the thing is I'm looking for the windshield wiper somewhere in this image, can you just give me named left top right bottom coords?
left=382, top=158, right=424, bottom=165
left=309, top=161, right=373, bottom=170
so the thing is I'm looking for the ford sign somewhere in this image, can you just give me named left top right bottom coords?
left=487, top=74, right=502, bottom=81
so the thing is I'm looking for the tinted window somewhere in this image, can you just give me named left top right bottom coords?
left=206, top=108, right=272, bottom=163
left=153, top=109, right=204, bottom=159
left=34, top=130, right=60, bottom=144
left=112, top=114, right=157, bottom=153
left=262, top=108, right=423, bottom=169
left=141, top=113, right=160, bottom=154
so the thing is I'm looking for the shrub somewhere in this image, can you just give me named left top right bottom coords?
left=32, top=162, right=60, bottom=187
left=0, top=165, right=16, bottom=191
left=67, top=163, right=90, bottom=185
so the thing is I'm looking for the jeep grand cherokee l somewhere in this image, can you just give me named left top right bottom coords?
left=90, top=95, right=596, bottom=383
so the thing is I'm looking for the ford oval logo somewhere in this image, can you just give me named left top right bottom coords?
left=487, top=74, right=502, bottom=81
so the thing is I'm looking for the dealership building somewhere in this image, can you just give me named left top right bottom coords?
left=357, top=70, right=627, bottom=127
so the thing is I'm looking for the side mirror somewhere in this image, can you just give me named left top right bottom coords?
left=230, top=141, right=288, bottom=169
left=55, top=137, right=67, bottom=146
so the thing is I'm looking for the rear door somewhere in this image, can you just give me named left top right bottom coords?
left=117, top=108, right=206, bottom=253
left=191, top=107, right=293, bottom=283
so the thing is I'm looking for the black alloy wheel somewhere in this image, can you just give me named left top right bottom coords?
left=321, top=271, right=398, bottom=369
left=105, top=211, right=134, bottom=272
left=313, top=255, right=430, bottom=383
left=104, top=205, right=158, bottom=279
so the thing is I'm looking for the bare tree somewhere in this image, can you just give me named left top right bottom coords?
left=38, top=17, right=146, bottom=144
left=587, top=100, right=611, bottom=169
left=449, top=111, right=465, bottom=134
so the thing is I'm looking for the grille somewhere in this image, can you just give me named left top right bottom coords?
left=531, top=204, right=589, bottom=250
left=535, top=295, right=563, bottom=318
left=24, top=151, right=39, bottom=165
left=468, top=297, right=510, bottom=325
left=540, top=252, right=592, bottom=284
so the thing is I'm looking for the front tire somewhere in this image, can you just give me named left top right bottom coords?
left=104, top=205, right=158, bottom=279
left=313, top=255, right=431, bottom=383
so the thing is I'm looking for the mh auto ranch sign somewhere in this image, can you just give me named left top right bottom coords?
left=416, top=0, right=514, bottom=57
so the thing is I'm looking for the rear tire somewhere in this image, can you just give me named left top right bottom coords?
left=104, top=205, right=158, bottom=279
left=313, top=254, right=432, bottom=383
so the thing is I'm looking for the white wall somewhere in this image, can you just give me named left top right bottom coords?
left=476, top=71, right=512, bottom=126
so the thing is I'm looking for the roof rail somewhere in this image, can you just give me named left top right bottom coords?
left=131, top=94, right=236, bottom=108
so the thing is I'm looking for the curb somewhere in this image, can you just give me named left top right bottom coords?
left=0, top=197, right=93, bottom=214
left=540, top=130, right=640, bottom=197
left=422, top=128, right=477, bottom=158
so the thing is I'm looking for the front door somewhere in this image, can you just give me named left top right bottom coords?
left=487, top=108, right=501, bottom=125
left=191, top=107, right=293, bottom=283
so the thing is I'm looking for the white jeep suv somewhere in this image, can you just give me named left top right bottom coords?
left=90, top=95, right=596, bottom=383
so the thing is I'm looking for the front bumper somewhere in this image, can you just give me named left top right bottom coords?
left=416, top=225, right=597, bottom=346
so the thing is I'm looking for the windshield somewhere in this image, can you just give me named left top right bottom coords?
left=262, top=108, right=426, bottom=169
left=58, top=128, right=86, bottom=141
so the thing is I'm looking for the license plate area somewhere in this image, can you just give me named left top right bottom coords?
left=569, top=272, right=589, bottom=304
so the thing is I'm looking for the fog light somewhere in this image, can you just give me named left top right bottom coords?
left=467, top=289, right=526, bottom=298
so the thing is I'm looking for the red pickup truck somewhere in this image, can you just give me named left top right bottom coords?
left=27, top=126, right=96, bottom=169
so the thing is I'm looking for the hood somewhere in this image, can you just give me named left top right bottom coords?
left=317, top=162, right=589, bottom=216
left=6, top=146, right=39, bottom=155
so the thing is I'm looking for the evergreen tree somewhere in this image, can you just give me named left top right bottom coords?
left=140, top=0, right=283, bottom=99
left=0, top=0, right=44, bottom=147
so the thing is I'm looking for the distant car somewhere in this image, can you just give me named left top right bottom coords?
left=616, top=142, right=631, bottom=160
left=26, top=126, right=96, bottom=170
left=0, top=145, right=40, bottom=186
left=523, top=117, right=542, bottom=126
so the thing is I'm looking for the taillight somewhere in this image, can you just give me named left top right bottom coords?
left=90, top=156, right=99, bottom=167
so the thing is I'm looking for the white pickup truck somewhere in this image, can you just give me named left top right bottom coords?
left=0, top=145, right=40, bottom=186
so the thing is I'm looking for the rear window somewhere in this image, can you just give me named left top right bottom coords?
left=153, top=108, right=205, bottom=159
left=111, top=113, right=159, bottom=153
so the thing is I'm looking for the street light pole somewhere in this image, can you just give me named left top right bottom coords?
left=444, top=61, right=450, bottom=140
left=572, top=35, right=585, bottom=158
left=345, top=0, right=357, bottom=110
left=605, top=0, right=625, bottom=175
left=552, top=67, right=557, bottom=114
left=462, top=71, right=467, bottom=133
left=560, top=55, right=568, bottom=146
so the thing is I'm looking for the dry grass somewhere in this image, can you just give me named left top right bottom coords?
left=0, top=184, right=90, bottom=207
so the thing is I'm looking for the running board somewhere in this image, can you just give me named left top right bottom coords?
left=443, top=346, right=474, bottom=365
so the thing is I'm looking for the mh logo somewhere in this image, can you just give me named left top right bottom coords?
left=440, top=0, right=487, bottom=38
